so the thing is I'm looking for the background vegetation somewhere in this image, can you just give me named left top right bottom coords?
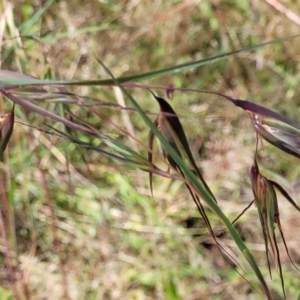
left=1, top=0, right=300, bottom=299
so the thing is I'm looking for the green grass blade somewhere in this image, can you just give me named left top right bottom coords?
left=2, top=0, right=55, bottom=62
left=1, top=35, right=300, bottom=88
left=96, top=59, right=272, bottom=299
left=18, top=0, right=55, bottom=34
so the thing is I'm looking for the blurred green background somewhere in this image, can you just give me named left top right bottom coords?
left=1, top=0, right=300, bottom=299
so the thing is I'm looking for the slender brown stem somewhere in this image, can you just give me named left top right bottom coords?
left=231, top=201, right=254, bottom=225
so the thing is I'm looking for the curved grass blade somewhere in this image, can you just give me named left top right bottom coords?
left=8, top=90, right=125, bottom=108
left=96, top=59, right=272, bottom=299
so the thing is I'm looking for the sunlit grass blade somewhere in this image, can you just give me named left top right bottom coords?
left=18, top=0, right=55, bottom=34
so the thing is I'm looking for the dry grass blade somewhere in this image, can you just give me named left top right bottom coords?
left=231, top=200, right=254, bottom=225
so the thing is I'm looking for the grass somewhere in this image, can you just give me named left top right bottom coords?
left=1, top=0, right=300, bottom=299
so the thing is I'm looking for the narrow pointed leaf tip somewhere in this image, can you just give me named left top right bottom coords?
left=0, top=104, right=15, bottom=159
